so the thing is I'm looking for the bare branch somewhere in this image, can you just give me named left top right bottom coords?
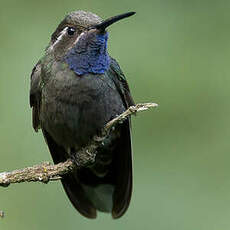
left=0, top=102, right=158, bottom=187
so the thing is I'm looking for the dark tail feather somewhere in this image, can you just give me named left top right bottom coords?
left=61, top=173, right=97, bottom=218
left=112, top=119, right=133, bottom=218
left=42, top=129, right=97, bottom=219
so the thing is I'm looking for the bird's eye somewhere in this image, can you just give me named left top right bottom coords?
left=67, top=27, right=76, bottom=36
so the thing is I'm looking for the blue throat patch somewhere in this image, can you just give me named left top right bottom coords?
left=65, top=32, right=110, bottom=75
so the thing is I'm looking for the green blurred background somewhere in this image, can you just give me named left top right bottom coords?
left=1, top=0, right=230, bottom=229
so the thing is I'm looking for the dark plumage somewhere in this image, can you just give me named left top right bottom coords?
left=30, top=10, right=135, bottom=219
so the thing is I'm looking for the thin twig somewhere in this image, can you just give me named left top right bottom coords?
left=0, top=102, right=158, bottom=187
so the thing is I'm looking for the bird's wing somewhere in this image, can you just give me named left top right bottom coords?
left=30, top=60, right=42, bottom=132
left=109, top=57, right=135, bottom=107
left=108, top=58, right=135, bottom=218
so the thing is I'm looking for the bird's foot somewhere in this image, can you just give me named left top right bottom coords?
left=71, top=147, right=97, bottom=167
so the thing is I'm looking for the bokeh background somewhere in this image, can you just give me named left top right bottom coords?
left=1, top=0, right=230, bottom=229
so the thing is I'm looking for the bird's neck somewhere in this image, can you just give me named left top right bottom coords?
left=65, top=32, right=110, bottom=75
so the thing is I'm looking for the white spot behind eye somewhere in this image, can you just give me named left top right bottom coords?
left=49, top=27, right=68, bottom=51
left=73, top=32, right=85, bottom=45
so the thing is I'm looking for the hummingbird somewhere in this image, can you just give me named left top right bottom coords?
left=30, top=10, right=135, bottom=219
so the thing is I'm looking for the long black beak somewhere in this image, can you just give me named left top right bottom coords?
left=93, top=12, right=136, bottom=32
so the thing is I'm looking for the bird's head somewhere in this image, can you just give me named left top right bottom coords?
left=47, top=11, right=135, bottom=75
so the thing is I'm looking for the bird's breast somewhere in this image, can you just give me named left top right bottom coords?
left=40, top=67, right=125, bottom=150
